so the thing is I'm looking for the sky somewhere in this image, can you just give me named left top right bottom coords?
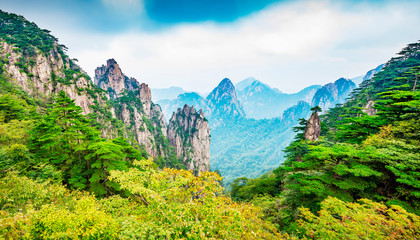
left=2, top=0, right=420, bottom=93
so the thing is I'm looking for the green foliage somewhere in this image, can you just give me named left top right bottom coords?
left=310, top=105, right=322, bottom=113
left=85, top=140, right=129, bottom=196
left=0, top=93, right=29, bottom=122
left=231, top=172, right=281, bottom=202
left=0, top=167, right=285, bottom=239
left=107, top=159, right=283, bottom=239
left=0, top=10, right=65, bottom=56
left=230, top=42, right=420, bottom=235
left=298, top=197, right=420, bottom=239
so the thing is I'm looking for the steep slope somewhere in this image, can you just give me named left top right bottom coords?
left=94, top=59, right=170, bottom=157
left=363, top=64, right=384, bottom=82
left=94, top=59, right=139, bottom=99
left=311, top=78, right=356, bottom=113
left=167, top=105, right=210, bottom=175
left=229, top=41, right=420, bottom=234
left=206, top=78, right=245, bottom=128
left=0, top=10, right=209, bottom=171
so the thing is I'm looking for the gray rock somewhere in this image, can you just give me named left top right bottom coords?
left=167, top=104, right=210, bottom=175
left=362, top=100, right=377, bottom=116
left=304, top=112, right=321, bottom=141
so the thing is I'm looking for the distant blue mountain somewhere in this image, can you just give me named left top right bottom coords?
left=311, top=78, right=356, bottom=113
left=236, top=79, right=321, bottom=119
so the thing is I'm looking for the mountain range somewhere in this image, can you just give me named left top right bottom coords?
left=154, top=66, right=384, bottom=185
left=0, top=8, right=385, bottom=186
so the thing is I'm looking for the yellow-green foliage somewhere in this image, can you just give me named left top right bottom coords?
left=0, top=164, right=285, bottom=239
left=298, top=197, right=420, bottom=239
left=108, top=159, right=283, bottom=239
left=0, top=174, right=119, bottom=239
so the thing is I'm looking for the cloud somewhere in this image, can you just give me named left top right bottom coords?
left=66, top=0, right=420, bottom=93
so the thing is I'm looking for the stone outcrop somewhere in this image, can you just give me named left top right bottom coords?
left=0, top=11, right=211, bottom=173
left=167, top=105, right=210, bottom=175
left=0, top=42, right=101, bottom=116
left=304, top=112, right=321, bottom=141
left=94, top=59, right=139, bottom=99
left=94, top=59, right=169, bottom=157
left=362, top=100, right=377, bottom=116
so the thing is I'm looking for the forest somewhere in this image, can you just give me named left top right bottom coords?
left=0, top=9, right=419, bottom=239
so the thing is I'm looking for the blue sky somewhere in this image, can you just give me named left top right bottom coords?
left=1, top=0, right=420, bottom=93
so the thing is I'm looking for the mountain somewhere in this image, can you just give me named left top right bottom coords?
left=235, top=77, right=260, bottom=91
left=237, top=80, right=321, bottom=119
left=206, top=78, right=245, bottom=127
left=157, top=91, right=208, bottom=121
left=229, top=41, right=420, bottom=235
left=93, top=59, right=210, bottom=172
left=94, top=59, right=139, bottom=100
left=167, top=104, right=210, bottom=175
left=350, top=64, right=384, bottom=86
left=94, top=59, right=169, bottom=157
left=156, top=76, right=355, bottom=185
left=311, top=78, right=356, bottom=113
left=151, top=86, right=185, bottom=102
left=0, top=10, right=208, bottom=173
left=211, top=101, right=311, bottom=185
left=363, top=64, right=384, bottom=82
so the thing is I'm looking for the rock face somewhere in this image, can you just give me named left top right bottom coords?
left=94, top=59, right=169, bottom=157
left=304, top=112, right=321, bottom=141
left=167, top=105, right=210, bottom=175
left=94, top=59, right=139, bottom=99
left=0, top=42, right=100, bottom=116
left=157, top=92, right=208, bottom=121
left=0, top=11, right=210, bottom=173
left=311, top=78, right=356, bottom=113
left=362, top=100, right=377, bottom=116
left=206, top=78, right=245, bottom=128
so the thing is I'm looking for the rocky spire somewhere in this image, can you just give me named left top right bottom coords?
left=167, top=104, right=210, bottom=175
left=304, top=112, right=321, bottom=141
left=94, top=59, right=138, bottom=99
left=206, top=78, right=245, bottom=128
left=139, top=83, right=152, bottom=115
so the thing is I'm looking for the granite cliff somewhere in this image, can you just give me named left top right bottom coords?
left=0, top=10, right=210, bottom=172
left=167, top=105, right=210, bottom=175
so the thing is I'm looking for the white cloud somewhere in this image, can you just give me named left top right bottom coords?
left=65, top=0, right=420, bottom=93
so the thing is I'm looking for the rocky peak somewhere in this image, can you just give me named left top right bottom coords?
left=94, top=59, right=139, bottom=99
left=304, top=112, right=321, bottom=141
left=167, top=104, right=210, bottom=175
left=206, top=78, right=245, bottom=125
left=311, top=78, right=356, bottom=113
left=139, top=83, right=152, bottom=115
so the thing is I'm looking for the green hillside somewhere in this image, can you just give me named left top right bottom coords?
left=230, top=41, right=420, bottom=237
